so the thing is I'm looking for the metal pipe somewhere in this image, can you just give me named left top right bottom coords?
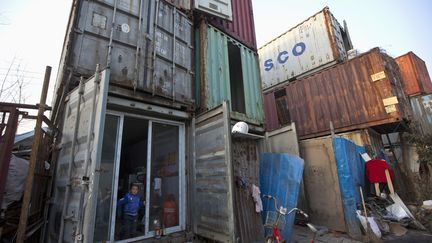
left=133, top=0, right=144, bottom=92
left=75, top=65, right=100, bottom=242
left=106, top=0, right=118, bottom=68
left=57, top=76, right=85, bottom=243
left=16, top=66, right=52, bottom=243
left=172, top=6, right=176, bottom=101
left=151, top=0, right=160, bottom=96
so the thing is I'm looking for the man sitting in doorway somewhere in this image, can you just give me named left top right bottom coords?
left=117, top=183, right=145, bottom=238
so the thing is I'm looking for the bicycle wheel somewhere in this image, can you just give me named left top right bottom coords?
left=265, top=235, right=276, bottom=243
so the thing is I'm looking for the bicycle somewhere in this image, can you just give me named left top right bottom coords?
left=263, top=195, right=308, bottom=243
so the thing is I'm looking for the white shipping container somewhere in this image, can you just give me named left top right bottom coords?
left=258, top=7, right=352, bottom=90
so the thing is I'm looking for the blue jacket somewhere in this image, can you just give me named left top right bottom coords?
left=117, top=192, right=145, bottom=216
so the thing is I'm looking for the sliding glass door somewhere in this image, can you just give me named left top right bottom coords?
left=93, top=113, right=185, bottom=242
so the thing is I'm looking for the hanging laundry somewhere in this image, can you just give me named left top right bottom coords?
left=251, top=184, right=263, bottom=213
left=365, top=159, right=395, bottom=183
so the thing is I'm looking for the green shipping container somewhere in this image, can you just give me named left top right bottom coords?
left=196, top=23, right=264, bottom=125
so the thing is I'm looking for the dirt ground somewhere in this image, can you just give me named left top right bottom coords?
left=291, top=225, right=432, bottom=243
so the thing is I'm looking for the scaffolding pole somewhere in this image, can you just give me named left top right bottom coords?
left=16, top=66, right=51, bottom=243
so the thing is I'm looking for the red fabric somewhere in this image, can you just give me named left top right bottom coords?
left=365, top=159, right=395, bottom=183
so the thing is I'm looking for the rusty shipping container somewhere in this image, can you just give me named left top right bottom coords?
left=263, top=47, right=410, bottom=139
left=54, top=0, right=194, bottom=106
left=204, top=0, right=257, bottom=50
left=396, top=52, right=432, bottom=97
left=258, top=7, right=353, bottom=90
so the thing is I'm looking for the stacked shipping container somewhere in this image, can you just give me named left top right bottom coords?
left=396, top=52, right=432, bottom=97
left=49, top=0, right=265, bottom=243
left=258, top=8, right=415, bottom=238
left=53, top=0, right=194, bottom=106
left=396, top=52, right=432, bottom=135
left=258, top=7, right=352, bottom=90
left=193, top=0, right=265, bottom=241
left=263, top=48, right=410, bottom=139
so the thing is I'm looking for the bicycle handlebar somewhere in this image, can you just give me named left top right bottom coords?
left=262, top=194, right=309, bottom=218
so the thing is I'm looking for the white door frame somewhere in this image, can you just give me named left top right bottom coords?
left=105, top=111, right=186, bottom=242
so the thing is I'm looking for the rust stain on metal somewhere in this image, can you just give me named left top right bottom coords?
left=323, top=8, right=340, bottom=61
left=264, top=48, right=410, bottom=139
left=199, top=19, right=209, bottom=111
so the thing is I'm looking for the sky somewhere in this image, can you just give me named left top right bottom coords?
left=252, top=0, right=432, bottom=65
left=1, top=0, right=432, bottom=133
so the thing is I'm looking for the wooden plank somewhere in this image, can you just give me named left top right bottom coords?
left=374, top=183, right=381, bottom=197
left=385, top=169, right=394, bottom=194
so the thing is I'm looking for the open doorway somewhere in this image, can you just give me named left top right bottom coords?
left=115, top=117, right=149, bottom=240
left=228, top=41, right=246, bottom=114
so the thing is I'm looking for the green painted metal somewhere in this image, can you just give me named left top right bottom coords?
left=197, top=25, right=264, bottom=124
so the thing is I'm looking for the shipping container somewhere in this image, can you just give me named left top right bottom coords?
left=54, top=0, right=194, bottom=106
left=192, top=102, right=264, bottom=242
left=258, top=7, right=353, bottom=90
left=396, top=52, right=432, bottom=97
left=49, top=71, right=262, bottom=242
left=206, top=0, right=257, bottom=50
left=49, top=69, right=193, bottom=243
left=196, top=23, right=264, bottom=125
left=264, top=48, right=410, bottom=139
left=410, top=94, right=432, bottom=135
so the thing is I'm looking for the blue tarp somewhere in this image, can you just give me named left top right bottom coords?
left=332, top=137, right=366, bottom=239
left=260, top=153, right=304, bottom=242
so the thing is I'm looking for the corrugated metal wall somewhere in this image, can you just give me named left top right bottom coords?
left=208, top=0, right=257, bottom=50
left=410, top=94, right=432, bottom=134
left=56, top=0, right=194, bottom=105
left=264, top=48, right=410, bottom=139
left=232, top=138, right=264, bottom=242
left=396, top=52, right=432, bottom=97
left=196, top=24, right=264, bottom=124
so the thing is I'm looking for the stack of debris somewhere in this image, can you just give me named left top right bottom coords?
left=355, top=155, right=431, bottom=241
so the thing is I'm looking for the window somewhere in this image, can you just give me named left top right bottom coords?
left=274, top=89, right=291, bottom=125
left=228, top=41, right=246, bottom=113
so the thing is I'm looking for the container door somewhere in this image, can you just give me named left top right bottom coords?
left=263, top=123, right=300, bottom=156
left=194, top=0, right=232, bottom=20
left=192, top=101, right=235, bottom=242
left=51, top=69, right=110, bottom=243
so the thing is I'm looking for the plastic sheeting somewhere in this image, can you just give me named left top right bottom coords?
left=260, top=153, right=304, bottom=242
left=332, top=137, right=366, bottom=239
left=1, top=155, right=29, bottom=209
